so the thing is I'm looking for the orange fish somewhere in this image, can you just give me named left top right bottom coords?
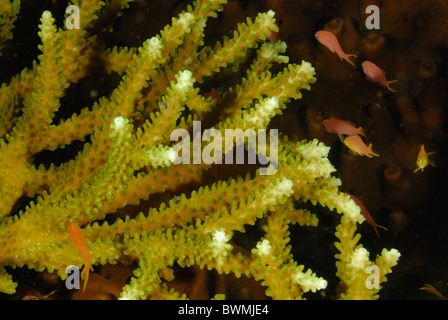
left=413, top=144, right=435, bottom=173
left=343, top=134, right=379, bottom=158
left=68, top=222, right=93, bottom=293
left=322, top=117, right=366, bottom=138
left=315, top=30, right=357, bottom=67
left=346, top=193, right=388, bottom=238
left=361, top=61, right=397, bottom=92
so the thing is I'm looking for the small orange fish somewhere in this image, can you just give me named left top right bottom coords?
left=322, top=117, right=366, bottom=138
left=346, top=193, right=388, bottom=238
left=343, top=135, right=379, bottom=158
left=315, top=30, right=357, bottom=67
left=413, top=144, right=435, bottom=173
left=68, top=222, right=93, bottom=293
left=361, top=61, right=397, bottom=92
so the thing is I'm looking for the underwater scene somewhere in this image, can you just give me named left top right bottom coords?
left=0, top=0, right=447, bottom=301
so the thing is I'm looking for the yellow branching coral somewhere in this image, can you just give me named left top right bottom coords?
left=0, top=0, right=400, bottom=299
left=0, top=0, right=19, bottom=57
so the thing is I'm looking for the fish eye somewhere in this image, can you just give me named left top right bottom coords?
left=315, top=34, right=319, bottom=38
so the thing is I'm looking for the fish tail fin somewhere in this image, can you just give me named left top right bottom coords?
left=344, top=55, right=356, bottom=67
left=373, top=223, right=388, bottom=238
left=386, top=85, right=397, bottom=93
left=366, top=152, right=379, bottom=158
left=373, top=226, right=380, bottom=238
left=81, top=263, right=92, bottom=293
left=387, top=80, right=398, bottom=92
left=358, top=126, right=367, bottom=138
left=369, top=144, right=380, bottom=157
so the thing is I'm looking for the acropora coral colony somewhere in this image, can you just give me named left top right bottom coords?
left=0, top=0, right=400, bottom=299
